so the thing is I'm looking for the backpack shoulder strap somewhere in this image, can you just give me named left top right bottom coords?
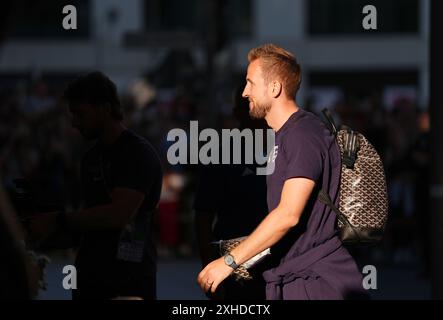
left=318, top=189, right=360, bottom=241
left=321, top=108, right=338, bottom=136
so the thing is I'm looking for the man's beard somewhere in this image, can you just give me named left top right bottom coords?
left=249, top=100, right=271, bottom=119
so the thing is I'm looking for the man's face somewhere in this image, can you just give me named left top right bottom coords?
left=242, top=59, right=272, bottom=119
left=68, top=102, right=103, bottom=140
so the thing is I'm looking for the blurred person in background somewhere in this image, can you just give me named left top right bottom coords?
left=157, top=171, right=184, bottom=257
left=384, top=99, right=418, bottom=264
left=194, top=86, right=269, bottom=299
left=411, top=110, right=430, bottom=276
left=26, top=71, right=163, bottom=300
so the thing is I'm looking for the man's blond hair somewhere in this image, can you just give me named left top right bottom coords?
left=248, top=44, right=301, bottom=99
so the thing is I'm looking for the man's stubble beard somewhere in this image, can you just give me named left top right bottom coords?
left=249, top=100, right=271, bottom=119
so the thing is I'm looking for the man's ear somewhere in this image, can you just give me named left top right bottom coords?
left=269, top=81, right=282, bottom=98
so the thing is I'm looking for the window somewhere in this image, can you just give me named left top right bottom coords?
left=9, top=0, right=90, bottom=39
left=144, top=0, right=202, bottom=31
left=309, top=0, right=419, bottom=35
left=143, top=0, right=252, bottom=44
left=225, top=0, right=252, bottom=39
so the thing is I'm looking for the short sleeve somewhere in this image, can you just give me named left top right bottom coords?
left=112, top=145, right=160, bottom=194
left=282, top=128, right=324, bottom=183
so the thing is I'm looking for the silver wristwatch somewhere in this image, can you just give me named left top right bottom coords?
left=223, top=253, right=239, bottom=270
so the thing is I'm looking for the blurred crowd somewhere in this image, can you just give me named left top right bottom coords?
left=0, top=66, right=430, bottom=276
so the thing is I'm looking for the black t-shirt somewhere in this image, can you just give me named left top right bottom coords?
left=77, top=129, right=163, bottom=286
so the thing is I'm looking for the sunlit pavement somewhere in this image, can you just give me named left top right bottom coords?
left=37, top=254, right=430, bottom=300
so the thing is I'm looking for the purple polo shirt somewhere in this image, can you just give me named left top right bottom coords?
left=263, top=108, right=368, bottom=300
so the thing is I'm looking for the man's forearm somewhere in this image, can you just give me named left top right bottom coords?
left=65, top=204, right=128, bottom=232
left=229, top=206, right=298, bottom=265
left=229, top=178, right=314, bottom=265
left=64, top=188, right=144, bottom=233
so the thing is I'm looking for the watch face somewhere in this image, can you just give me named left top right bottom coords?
left=224, top=255, right=234, bottom=265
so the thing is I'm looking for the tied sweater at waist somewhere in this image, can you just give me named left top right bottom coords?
left=262, top=236, right=343, bottom=300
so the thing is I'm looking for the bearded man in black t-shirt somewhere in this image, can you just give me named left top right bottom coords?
left=27, top=72, right=163, bottom=300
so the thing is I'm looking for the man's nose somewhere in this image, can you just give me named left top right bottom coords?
left=242, top=85, right=249, bottom=98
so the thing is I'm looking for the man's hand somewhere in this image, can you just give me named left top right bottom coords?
left=26, top=212, right=58, bottom=244
left=197, top=257, right=233, bottom=294
left=206, top=283, right=226, bottom=300
left=26, top=251, right=50, bottom=297
left=200, top=247, right=227, bottom=300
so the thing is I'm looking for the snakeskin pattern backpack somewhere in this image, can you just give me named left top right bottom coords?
left=318, top=109, right=388, bottom=246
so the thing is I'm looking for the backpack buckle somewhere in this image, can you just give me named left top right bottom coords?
left=343, top=129, right=359, bottom=169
